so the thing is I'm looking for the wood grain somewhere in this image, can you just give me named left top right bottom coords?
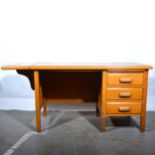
left=1, top=63, right=153, bottom=70
left=107, top=88, right=143, bottom=100
left=1, top=63, right=152, bottom=132
left=34, top=71, right=41, bottom=132
left=140, top=70, right=148, bottom=132
left=106, top=101, right=142, bottom=114
left=107, top=72, right=144, bottom=86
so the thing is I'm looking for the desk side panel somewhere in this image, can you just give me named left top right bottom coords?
left=17, top=70, right=34, bottom=90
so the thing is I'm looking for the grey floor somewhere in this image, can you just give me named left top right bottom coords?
left=0, top=110, right=155, bottom=155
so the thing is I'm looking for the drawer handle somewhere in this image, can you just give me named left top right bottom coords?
left=119, top=78, right=132, bottom=83
left=119, top=106, right=131, bottom=112
left=119, top=92, right=131, bottom=98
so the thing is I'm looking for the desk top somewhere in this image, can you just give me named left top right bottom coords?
left=1, top=63, right=153, bottom=70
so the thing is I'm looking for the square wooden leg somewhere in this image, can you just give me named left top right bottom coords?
left=43, top=98, right=47, bottom=117
left=96, top=104, right=100, bottom=116
left=140, top=116, right=146, bottom=132
left=101, top=116, right=106, bottom=131
left=34, top=71, right=41, bottom=132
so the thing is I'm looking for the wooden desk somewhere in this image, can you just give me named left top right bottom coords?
left=1, top=63, right=152, bottom=132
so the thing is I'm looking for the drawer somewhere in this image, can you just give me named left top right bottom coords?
left=106, top=101, right=142, bottom=114
left=107, top=73, right=144, bottom=86
left=107, top=88, right=143, bottom=100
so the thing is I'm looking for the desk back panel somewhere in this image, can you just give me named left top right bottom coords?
left=40, top=71, right=101, bottom=102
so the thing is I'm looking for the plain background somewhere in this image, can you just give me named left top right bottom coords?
left=0, top=0, right=155, bottom=110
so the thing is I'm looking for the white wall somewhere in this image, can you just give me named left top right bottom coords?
left=0, top=0, right=155, bottom=110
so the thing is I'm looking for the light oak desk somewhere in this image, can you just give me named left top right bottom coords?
left=1, top=63, right=152, bottom=132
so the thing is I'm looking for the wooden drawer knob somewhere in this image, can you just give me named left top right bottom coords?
left=118, top=106, right=131, bottom=112
left=119, top=92, right=131, bottom=98
left=119, top=78, right=132, bottom=83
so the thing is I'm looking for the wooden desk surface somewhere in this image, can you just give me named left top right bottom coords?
left=1, top=63, right=153, bottom=70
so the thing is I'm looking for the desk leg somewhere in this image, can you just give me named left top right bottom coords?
left=96, top=104, right=100, bottom=116
left=40, top=86, right=47, bottom=117
left=34, top=71, right=41, bottom=132
left=140, top=70, right=148, bottom=132
left=96, top=93, right=101, bottom=116
left=40, top=86, right=43, bottom=109
left=140, top=116, right=146, bottom=132
left=43, top=98, right=47, bottom=117
left=100, top=71, right=107, bottom=131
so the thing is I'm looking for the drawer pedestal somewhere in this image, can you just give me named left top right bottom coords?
left=98, top=70, right=149, bottom=132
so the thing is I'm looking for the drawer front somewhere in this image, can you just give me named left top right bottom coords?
left=107, top=73, right=144, bottom=86
left=107, top=88, right=143, bottom=100
left=106, top=102, right=142, bottom=114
